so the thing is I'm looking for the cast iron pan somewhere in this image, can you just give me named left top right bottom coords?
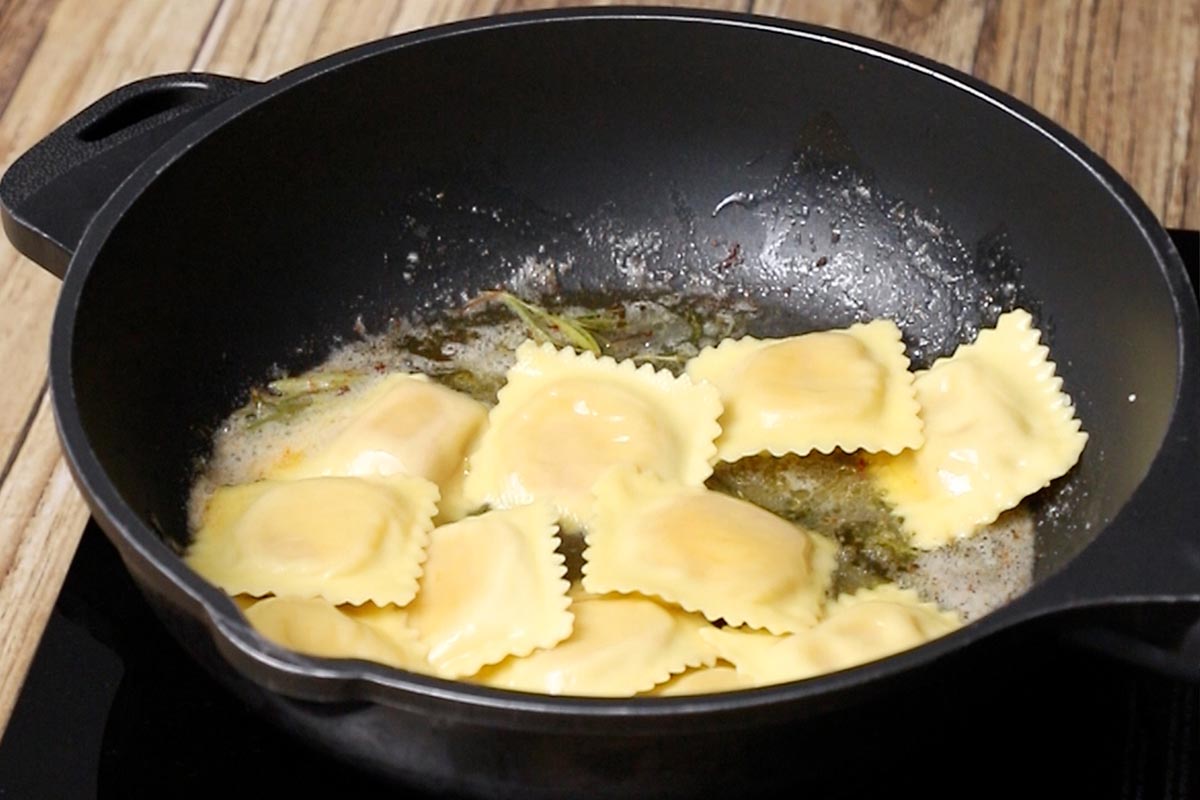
left=3, top=9, right=1198, bottom=799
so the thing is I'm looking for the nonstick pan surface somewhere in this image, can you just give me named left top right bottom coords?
left=2, top=9, right=1198, bottom=798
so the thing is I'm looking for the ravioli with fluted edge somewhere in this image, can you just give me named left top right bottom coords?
left=685, top=319, right=922, bottom=462
left=869, top=309, right=1088, bottom=549
left=648, top=665, right=755, bottom=696
left=266, top=373, right=488, bottom=523
left=186, top=473, right=438, bottom=606
left=245, top=595, right=432, bottom=673
left=471, top=594, right=717, bottom=697
left=582, top=466, right=837, bottom=634
left=405, top=503, right=573, bottom=678
left=699, top=584, right=962, bottom=686
left=190, top=292, right=1086, bottom=699
left=461, top=340, right=723, bottom=529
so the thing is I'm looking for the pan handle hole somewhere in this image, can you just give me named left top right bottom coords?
left=78, top=85, right=210, bottom=143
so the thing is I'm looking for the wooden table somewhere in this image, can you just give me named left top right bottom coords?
left=0, top=0, right=1196, bottom=738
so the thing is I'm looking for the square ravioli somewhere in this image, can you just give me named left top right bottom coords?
left=245, top=596, right=432, bottom=674
left=266, top=373, right=488, bottom=523
left=700, top=584, right=961, bottom=686
left=870, top=309, right=1088, bottom=549
left=186, top=474, right=438, bottom=606
left=471, top=594, right=717, bottom=697
left=685, top=319, right=922, bottom=462
left=405, top=504, right=573, bottom=678
left=461, top=340, right=723, bottom=528
left=582, top=467, right=837, bottom=634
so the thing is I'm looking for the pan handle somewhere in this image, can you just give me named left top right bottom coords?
left=0, top=72, right=257, bottom=278
left=1013, top=391, right=1200, bottom=680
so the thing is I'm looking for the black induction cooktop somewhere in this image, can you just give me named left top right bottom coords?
left=0, top=229, right=1196, bottom=800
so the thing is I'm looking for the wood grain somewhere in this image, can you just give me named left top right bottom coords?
left=0, top=0, right=1194, bottom=741
left=0, top=0, right=223, bottom=735
left=0, top=0, right=57, bottom=119
left=0, top=396, right=89, bottom=728
left=754, top=0, right=1199, bottom=229
left=0, top=0, right=221, bottom=472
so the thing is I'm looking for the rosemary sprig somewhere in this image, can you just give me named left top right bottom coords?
left=467, top=290, right=609, bottom=355
left=267, top=371, right=360, bottom=396
left=570, top=309, right=625, bottom=332
left=242, top=370, right=362, bottom=429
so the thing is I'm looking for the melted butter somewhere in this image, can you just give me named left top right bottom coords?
left=191, top=296, right=1038, bottom=625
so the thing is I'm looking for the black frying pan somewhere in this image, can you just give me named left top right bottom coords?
left=3, top=9, right=1198, bottom=799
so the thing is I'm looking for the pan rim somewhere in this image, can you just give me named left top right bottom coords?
left=48, top=6, right=1197, bottom=720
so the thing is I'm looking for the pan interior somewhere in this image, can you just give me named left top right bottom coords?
left=65, top=18, right=1180, bottom=608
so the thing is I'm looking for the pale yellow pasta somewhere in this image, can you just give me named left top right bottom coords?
left=194, top=299, right=1086, bottom=696
left=472, top=594, right=717, bottom=697
left=686, top=320, right=922, bottom=462
left=647, top=665, right=756, bottom=696
left=870, top=309, right=1087, bottom=549
left=186, top=474, right=438, bottom=606
left=343, top=601, right=427, bottom=648
left=405, top=504, right=573, bottom=678
left=462, top=340, right=723, bottom=528
left=267, top=373, right=487, bottom=522
left=700, top=584, right=961, bottom=685
left=582, top=467, right=837, bottom=634
left=231, top=594, right=257, bottom=612
left=244, top=596, right=431, bottom=673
